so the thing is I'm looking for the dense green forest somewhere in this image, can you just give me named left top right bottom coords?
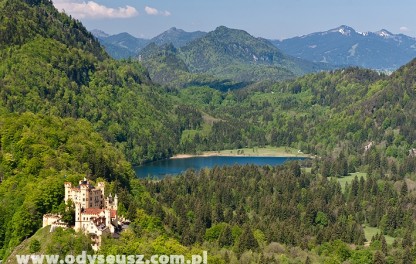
left=139, top=162, right=416, bottom=263
left=0, top=113, right=133, bottom=257
left=2, top=0, right=416, bottom=263
left=0, top=0, right=206, bottom=164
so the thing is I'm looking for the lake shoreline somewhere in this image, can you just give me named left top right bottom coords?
left=136, top=148, right=310, bottom=178
left=171, top=148, right=310, bottom=160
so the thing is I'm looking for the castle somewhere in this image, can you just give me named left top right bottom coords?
left=43, top=178, right=124, bottom=250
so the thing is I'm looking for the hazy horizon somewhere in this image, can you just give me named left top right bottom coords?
left=53, top=0, right=416, bottom=40
left=90, top=24, right=415, bottom=41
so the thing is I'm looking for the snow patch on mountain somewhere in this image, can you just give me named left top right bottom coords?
left=348, top=44, right=359, bottom=57
left=357, top=31, right=369, bottom=36
left=338, top=28, right=351, bottom=36
left=376, top=29, right=394, bottom=38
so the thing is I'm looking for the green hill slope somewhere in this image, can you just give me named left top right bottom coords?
left=5, top=227, right=92, bottom=264
left=0, top=0, right=106, bottom=59
left=139, top=26, right=334, bottom=85
left=0, top=113, right=134, bottom=258
left=0, top=0, right=195, bottom=164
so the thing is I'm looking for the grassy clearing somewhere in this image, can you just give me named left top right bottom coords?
left=302, top=167, right=312, bottom=173
left=363, top=226, right=395, bottom=245
left=330, top=172, right=368, bottom=191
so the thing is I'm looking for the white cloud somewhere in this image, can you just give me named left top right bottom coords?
left=53, top=0, right=138, bottom=19
left=400, top=26, right=410, bottom=32
left=144, top=6, right=171, bottom=16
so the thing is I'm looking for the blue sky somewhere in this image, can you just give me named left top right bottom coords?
left=53, top=0, right=416, bottom=39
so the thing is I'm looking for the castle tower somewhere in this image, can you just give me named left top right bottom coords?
left=64, top=182, right=72, bottom=204
left=74, top=203, right=82, bottom=232
left=79, top=179, right=90, bottom=209
left=113, top=194, right=118, bottom=211
left=105, top=209, right=111, bottom=226
left=105, top=193, right=113, bottom=209
left=96, top=182, right=105, bottom=194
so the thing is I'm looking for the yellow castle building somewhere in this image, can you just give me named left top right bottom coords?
left=43, top=178, right=125, bottom=250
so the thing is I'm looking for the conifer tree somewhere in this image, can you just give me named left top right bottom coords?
left=372, top=251, right=386, bottom=264
left=218, top=225, right=233, bottom=247
left=237, top=225, right=259, bottom=253
left=380, top=235, right=388, bottom=255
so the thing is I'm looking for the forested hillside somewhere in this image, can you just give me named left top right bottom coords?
left=0, top=0, right=192, bottom=164
left=0, top=113, right=133, bottom=257
left=140, top=162, right=416, bottom=263
left=0, top=0, right=106, bottom=59
left=138, top=26, right=333, bottom=85
left=173, top=65, right=416, bottom=165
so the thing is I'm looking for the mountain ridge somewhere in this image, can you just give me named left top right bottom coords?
left=139, top=26, right=333, bottom=84
left=96, top=24, right=416, bottom=71
left=93, top=27, right=207, bottom=59
left=272, top=25, right=416, bottom=70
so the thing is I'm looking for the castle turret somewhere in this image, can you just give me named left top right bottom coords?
left=64, top=182, right=72, bottom=204
left=97, top=182, right=105, bottom=193
left=105, top=209, right=114, bottom=232
left=113, top=194, right=118, bottom=211
left=74, top=203, right=82, bottom=232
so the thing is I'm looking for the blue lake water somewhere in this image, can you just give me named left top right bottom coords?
left=134, top=156, right=306, bottom=178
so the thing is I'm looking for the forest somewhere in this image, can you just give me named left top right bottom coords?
left=2, top=0, right=416, bottom=263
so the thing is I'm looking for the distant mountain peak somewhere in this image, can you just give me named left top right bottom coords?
left=150, top=27, right=207, bottom=48
left=167, top=27, right=183, bottom=33
left=91, top=29, right=109, bottom=39
left=273, top=25, right=416, bottom=70
left=211, top=26, right=252, bottom=38
left=336, top=25, right=355, bottom=31
left=216, top=25, right=229, bottom=30
left=376, top=29, right=394, bottom=38
left=331, top=25, right=356, bottom=36
left=213, top=25, right=247, bottom=34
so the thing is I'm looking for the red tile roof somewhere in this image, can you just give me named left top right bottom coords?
left=82, top=208, right=117, bottom=218
left=83, top=208, right=104, bottom=215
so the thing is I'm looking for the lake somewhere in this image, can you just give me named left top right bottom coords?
left=134, top=156, right=306, bottom=178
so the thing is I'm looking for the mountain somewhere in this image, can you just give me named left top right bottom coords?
left=139, top=26, right=333, bottom=84
left=94, top=32, right=149, bottom=59
left=90, top=29, right=109, bottom=39
left=150, top=27, right=207, bottom=48
left=93, top=27, right=207, bottom=59
left=272, top=25, right=416, bottom=70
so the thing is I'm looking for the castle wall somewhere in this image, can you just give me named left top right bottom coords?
left=42, top=214, right=61, bottom=228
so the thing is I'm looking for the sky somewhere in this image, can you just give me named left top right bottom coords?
left=53, top=0, right=416, bottom=40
